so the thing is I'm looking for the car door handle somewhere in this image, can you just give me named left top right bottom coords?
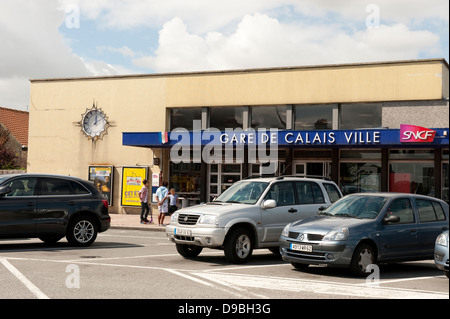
left=69, top=201, right=76, bottom=206
left=442, top=226, right=448, bottom=231
left=288, top=208, right=298, bottom=213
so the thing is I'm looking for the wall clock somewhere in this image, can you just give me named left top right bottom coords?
left=79, top=102, right=110, bottom=141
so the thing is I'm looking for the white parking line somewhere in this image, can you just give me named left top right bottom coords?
left=193, top=271, right=448, bottom=299
left=0, top=257, right=49, bottom=299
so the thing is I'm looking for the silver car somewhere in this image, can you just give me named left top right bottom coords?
left=434, top=230, right=449, bottom=278
left=166, top=176, right=342, bottom=263
left=279, top=193, right=449, bottom=276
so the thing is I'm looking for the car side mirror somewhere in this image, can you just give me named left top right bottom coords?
left=0, top=185, right=12, bottom=197
left=383, top=215, right=400, bottom=224
left=262, top=199, right=277, bottom=209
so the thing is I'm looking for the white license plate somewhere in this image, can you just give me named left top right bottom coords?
left=175, top=228, right=192, bottom=236
left=290, top=243, right=313, bottom=252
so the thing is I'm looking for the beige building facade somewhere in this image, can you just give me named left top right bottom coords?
left=28, top=59, right=449, bottom=214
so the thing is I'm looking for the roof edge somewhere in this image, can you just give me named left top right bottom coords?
left=30, top=58, right=449, bottom=83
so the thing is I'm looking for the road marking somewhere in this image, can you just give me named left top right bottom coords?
left=0, top=257, right=49, bottom=299
left=192, top=271, right=448, bottom=299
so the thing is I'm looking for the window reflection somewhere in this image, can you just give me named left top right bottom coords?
left=294, top=104, right=334, bottom=130
left=209, top=107, right=244, bottom=131
left=170, top=108, right=202, bottom=131
left=339, top=103, right=381, bottom=129
left=251, top=105, right=287, bottom=129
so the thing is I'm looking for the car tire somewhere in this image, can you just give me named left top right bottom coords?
left=66, top=215, right=98, bottom=247
left=224, top=228, right=253, bottom=264
left=176, top=244, right=203, bottom=258
left=349, top=243, right=376, bottom=277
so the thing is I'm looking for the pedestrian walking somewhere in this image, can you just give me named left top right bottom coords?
left=156, top=181, right=169, bottom=226
left=168, top=188, right=179, bottom=216
left=138, top=179, right=152, bottom=224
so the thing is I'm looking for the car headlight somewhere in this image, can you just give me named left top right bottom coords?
left=323, top=227, right=349, bottom=241
left=198, top=214, right=218, bottom=225
left=170, top=212, right=179, bottom=223
left=436, top=232, right=448, bottom=247
left=281, top=223, right=291, bottom=237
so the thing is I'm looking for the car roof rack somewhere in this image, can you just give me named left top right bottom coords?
left=275, top=175, right=331, bottom=181
left=243, top=174, right=276, bottom=180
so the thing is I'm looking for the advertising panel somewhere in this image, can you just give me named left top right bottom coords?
left=88, top=166, right=113, bottom=206
left=121, top=167, right=148, bottom=207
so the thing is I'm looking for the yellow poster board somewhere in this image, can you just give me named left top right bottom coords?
left=121, top=167, right=148, bottom=207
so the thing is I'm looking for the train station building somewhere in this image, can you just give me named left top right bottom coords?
left=28, top=58, right=449, bottom=213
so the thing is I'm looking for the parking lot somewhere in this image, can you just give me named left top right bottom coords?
left=0, top=228, right=448, bottom=302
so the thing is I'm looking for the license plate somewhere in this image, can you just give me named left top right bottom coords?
left=175, top=228, right=192, bottom=236
left=290, top=243, right=313, bottom=252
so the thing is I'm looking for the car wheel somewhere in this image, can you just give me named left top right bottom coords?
left=349, top=243, right=376, bottom=277
left=66, top=215, right=98, bottom=247
left=224, top=228, right=253, bottom=264
left=176, top=244, right=203, bottom=258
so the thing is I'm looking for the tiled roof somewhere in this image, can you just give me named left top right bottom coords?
left=0, top=107, right=29, bottom=147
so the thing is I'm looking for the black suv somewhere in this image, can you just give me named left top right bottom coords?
left=0, top=174, right=110, bottom=246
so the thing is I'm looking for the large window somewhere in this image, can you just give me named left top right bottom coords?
left=209, top=107, right=244, bottom=131
left=251, top=105, right=287, bottom=129
left=389, top=149, right=435, bottom=196
left=340, top=150, right=382, bottom=195
left=389, top=162, right=434, bottom=196
left=170, top=108, right=202, bottom=131
left=339, top=103, right=381, bottom=129
left=294, top=104, right=334, bottom=130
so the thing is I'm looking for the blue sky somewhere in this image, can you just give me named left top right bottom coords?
left=1, top=0, right=448, bottom=110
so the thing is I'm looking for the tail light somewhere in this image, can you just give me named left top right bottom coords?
left=102, top=200, right=108, bottom=208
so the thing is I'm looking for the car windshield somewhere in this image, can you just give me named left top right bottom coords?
left=320, top=195, right=388, bottom=219
left=214, top=181, right=269, bottom=205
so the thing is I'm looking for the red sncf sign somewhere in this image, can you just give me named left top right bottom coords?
left=400, top=124, right=436, bottom=143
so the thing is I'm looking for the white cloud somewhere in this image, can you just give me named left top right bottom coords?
left=133, top=14, right=441, bottom=73
left=0, top=0, right=447, bottom=109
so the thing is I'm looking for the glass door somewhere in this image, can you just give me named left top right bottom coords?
left=293, top=161, right=331, bottom=179
left=208, top=163, right=242, bottom=201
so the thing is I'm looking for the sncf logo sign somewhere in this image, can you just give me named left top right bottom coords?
left=400, top=124, right=436, bottom=143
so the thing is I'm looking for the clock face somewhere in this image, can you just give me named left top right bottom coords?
left=81, top=107, right=109, bottom=140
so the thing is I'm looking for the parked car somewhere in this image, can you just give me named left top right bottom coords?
left=166, top=176, right=342, bottom=263
left=279, top=193, right=449, bottom=276
left=0, top=174, right=110, bottom=246
left=434, top=230, right=449, bottom=278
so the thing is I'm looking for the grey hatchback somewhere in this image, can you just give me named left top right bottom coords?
left=0, top=174, right=110, bottom=246
left=279, top=193, right=449, bottom=276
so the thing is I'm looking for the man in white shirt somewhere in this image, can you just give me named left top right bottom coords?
left=155, top=181, right=169, bottom=226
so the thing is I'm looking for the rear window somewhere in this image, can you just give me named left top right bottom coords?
left=416, top=199, right=447, bottom=222
left=71, top=181, right=91, bottom=195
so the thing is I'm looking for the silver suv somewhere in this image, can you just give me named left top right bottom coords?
left=166, top=176, right=342, bottom=263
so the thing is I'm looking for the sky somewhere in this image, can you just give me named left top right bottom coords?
left=0, top=0, right=448, bottom=111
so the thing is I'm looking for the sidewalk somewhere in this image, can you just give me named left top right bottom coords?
left=109, top=213, right=170, bottom=232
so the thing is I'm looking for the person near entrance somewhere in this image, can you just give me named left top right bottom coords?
left=139, top=179, right=152, bottom=224
left=156, top=181, right=169, bottom=226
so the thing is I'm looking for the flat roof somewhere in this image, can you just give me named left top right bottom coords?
left=30, top=58, right=449, bottom=83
